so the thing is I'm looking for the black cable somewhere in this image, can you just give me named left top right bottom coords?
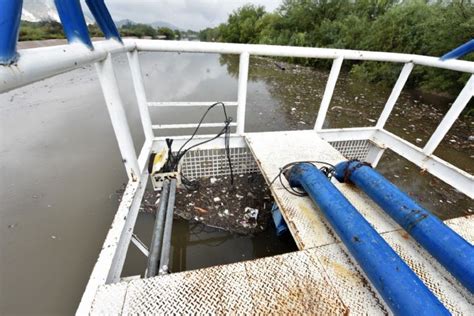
left=168, top=102, right=234, bottom=188
left=269, top=160, right=336, bottom=197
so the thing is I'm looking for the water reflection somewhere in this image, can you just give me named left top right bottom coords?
left=170, top=219, right=297, bottom=273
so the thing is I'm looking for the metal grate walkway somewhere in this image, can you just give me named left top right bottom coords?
left=90, top=131, right=473, bottom=314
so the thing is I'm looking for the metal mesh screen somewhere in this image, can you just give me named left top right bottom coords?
left=180, top=147, right=259, bottom=178
left=329, top=140, right=371, bottom=161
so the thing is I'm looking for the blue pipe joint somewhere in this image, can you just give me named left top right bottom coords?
left=54, top=0, right=93, bottom=49
left=335, top=160, right=474, bottom=293
left=86, top=0, right=122, bottom=43
left=440, top=39, right=474, bottom=61
left=0, top=0, right=23, bottom=65
left=271, top=203, right=288, bottom=237
left=286, top=163, right=448, bottom=315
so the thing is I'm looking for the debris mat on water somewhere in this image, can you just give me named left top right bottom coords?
left=117, top=172, right=275, bottom=235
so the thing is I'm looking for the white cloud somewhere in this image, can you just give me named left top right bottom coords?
left=101, top=0, right=280, bottom=30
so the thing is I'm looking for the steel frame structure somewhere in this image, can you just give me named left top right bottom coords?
left=1, top=39, right=473, bottom=314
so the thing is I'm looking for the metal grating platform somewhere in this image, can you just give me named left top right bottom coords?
left=245, top=130, right=400, bottom=249
left=90, top=131, right=473, bottom=314
left=329, top=139, right=372, bottom=161
left=180, top=147, right=259, bottom=178
left=90, top=214, right=474, bottom=315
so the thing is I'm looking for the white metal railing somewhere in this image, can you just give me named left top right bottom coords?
left=1, top=39, right=473, bottom=315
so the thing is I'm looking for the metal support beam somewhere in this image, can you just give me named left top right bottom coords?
left=152, top=122, right=237, bottom=130
left=365, top=142, right=386, bottom=167
left=131, top=234, right=149, bottom=257
left=85, top=0, right=122, bottom=43
left=95, top=54, right=140, bottom=181
left=127, top=50, right=154, bottom=140
left=372, top=129, right=473, bottom=199
left=376, top=63, right=414, bottom=129
left=54, top=0, right=93, bottom=49
left=317, top=127, right=377, bottom=142
left=237, top=52, right=250, bottom=135
left=146, top=180, right=170, bottom=278
left=423, top=75, right=474, bottom=155
left=0, top=0, right=23, bottom=65
left=106, top=172, right=149, bottom=283
left=159, top=179, right=177, bottom=275
left=314, top=57, right=343, bottom=131
left=148, top=101, right=238, bottom=107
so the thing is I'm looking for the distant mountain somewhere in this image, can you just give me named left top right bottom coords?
left=150, top=21, right=181, bottom=31
left=22, top=0, right=94, bottom=24
left=22, top=0, right=59, bottom=22
left=21, top=1, right=181, bottom=30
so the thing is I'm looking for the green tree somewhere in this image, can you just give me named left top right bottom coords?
left=157, top=27, right=175, bottom=40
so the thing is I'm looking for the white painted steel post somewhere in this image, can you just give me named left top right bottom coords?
left=423, top=75, right=474, bottom=155
left=376, top=63, right=414, bottom=129
left=127, top=50, right=154, bottom=140
left=95, top=54, right=140, bottom=181
left=314, top=57, right=343, bottom=131
left=106, top=173, right=149, bottom=283
left=366, top=143, right=386, bottom=167
left=237, top=52, right=250, bottom=135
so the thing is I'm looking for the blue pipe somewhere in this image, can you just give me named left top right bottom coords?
left=271, top=203, right=288, bottom=236
left=335, top=160, right=474, bottom=293
left=54, top=0, right=93, bottom=49
left=0, top=0, right=23, bottom=65
left=440, top=39, right=474, bottom=61
left=85, top=0, right=122, bottom=43
left=286, top=163, right=448, bottom=315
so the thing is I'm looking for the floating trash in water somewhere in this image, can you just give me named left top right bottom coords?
left=240, top=207, right=259, bottom=229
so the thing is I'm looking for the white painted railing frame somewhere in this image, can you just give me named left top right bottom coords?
left=1, top=39, right=473, bottom=315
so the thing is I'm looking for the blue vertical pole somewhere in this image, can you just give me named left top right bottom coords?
left=286, top=163, right=449, bottom=315
left=0, top=0, right=23, bottom=65
left=85, top=0, right=122, bottom=43
left=54, top=0, right=93, bottom=49
left=440, top=39, right=474, bottom=61
left=335, top=160, right=474, bottom=293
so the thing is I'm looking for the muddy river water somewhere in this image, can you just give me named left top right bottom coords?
left=1, top=47, right=472, bottom=314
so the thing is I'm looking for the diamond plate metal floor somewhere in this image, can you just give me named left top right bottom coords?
left=245, top=130, right=400, bottom=249
left=89, top=131, right=473, bottom=314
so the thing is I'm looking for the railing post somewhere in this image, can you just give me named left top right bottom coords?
left=423, top=75, right=474, bottom=155
left=237, top=52, right=250, bottom=135
left=54, top=0, right=93, bottom=49
left=127, top=50, right=154, bottom=140
left=0, top=0, right=23, bottom=65
left=95, top=54, right=140, bottom=181
left=85, top=0, right=122, bottom=43
left=314, top=57, right=343, bottom=131
left=366, top=143, right=385, bottom=167
left=376, top=63, right=414, bottom=129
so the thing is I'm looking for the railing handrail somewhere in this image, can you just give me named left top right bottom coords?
left=2, top=38, right=474, bottom=95
left=132, top=39, right=474, bottom=73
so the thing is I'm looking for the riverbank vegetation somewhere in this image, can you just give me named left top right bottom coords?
left=19, top=20, right=185, bottom=41
left=199, top=1, right=473, bottom=98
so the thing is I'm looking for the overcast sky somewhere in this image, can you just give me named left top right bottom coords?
left=100, top=0, right=280, bottom=30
